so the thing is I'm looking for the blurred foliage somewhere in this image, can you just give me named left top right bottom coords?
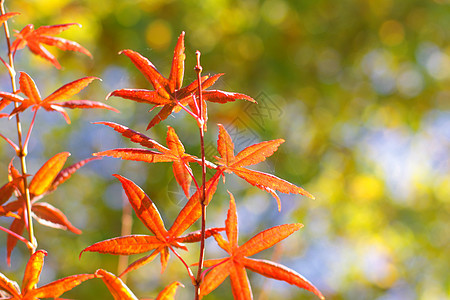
left=0, top=0, right=449, bottom=299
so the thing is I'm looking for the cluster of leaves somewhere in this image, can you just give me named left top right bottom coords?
left=0, top=6, right=324, bottom=300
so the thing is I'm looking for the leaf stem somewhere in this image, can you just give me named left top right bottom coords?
left=0, top=132, right=19, bottom=152
left=1, top=0, right=36, bottom=254
left=0, top=224, right=34, bottom=250
left=194, top=50, right=207, bottom=300
left=23, top=109, right=37, bottom=151
left=169, top=245, right=196, bottom=285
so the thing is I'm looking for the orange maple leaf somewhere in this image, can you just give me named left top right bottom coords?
left=95, top=269, right=183, bottom=300
left=0, top=153, right=100, bottom=265
left=199, top=192, right=325, bottom=300
left=12, top=22, right=91, bottom=69
left=107, top=32, right=255, bottom=129
left=0, top=72, right=118, bottom=123
left=81, top=174, right=223, bottom=277
left=0, top=12, right=19, bottom=27
left=0, top=250, right=95, bottom=299
left=93, top=121, right=215, bottom=198
left=214, top=124, right=314, bottom=211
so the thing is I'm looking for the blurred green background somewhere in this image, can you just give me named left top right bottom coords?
left=0, top=0, right=449, bottom=299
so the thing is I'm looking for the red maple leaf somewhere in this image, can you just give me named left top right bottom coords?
left=0, top=71, right=118, bottom=123
left=215, top=124, right=314, bottom=211
left=81, top=174, right=223, bottom=277
left=0, top=250, right=95, bottom=299
left=93, top=121, right=215, bottom=198
left=199, top=192, right=324, bottom=299
left=0, top=153, right=100, bottom=264
left=12, top=23, right=92, bottom=69
left=107, top=32, right=255, bottom=129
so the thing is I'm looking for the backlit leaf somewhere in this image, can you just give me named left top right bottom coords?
left=95, top=269, right=138, bottom=300
left=81, top=235, right=162, bottom=256
left=113, top=174, right=168, bottom=239
left=30, top=273, right=95, bottom=299
left=29, top=152, right=70, bottom=196
left=0, top=12, right=19, bottom=27
left=12, top=23, right=91, bottom=69
left=108, top=32, right=254, bottom=129
left=216, top=125, right=314, bottom=210
left=156, top=281, right=184, bottom=300
left=200, top=193, right=324, bottom=299
left=242, top=258, right=325, bottom=300
left=22, top=250, right=46, bottom=295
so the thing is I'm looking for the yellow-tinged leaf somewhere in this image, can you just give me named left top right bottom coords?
left=212, top=232, right=231, bottom=254
left=95, top=269, right=138, bottom=300
left=226, top=191, right=238, bottom=250
left=156, top=281, right=184, bottom=300
left=18, top=72, right=41, bottom=104
left=22, top=250, right=46, bottom=294
left=29, top=152, right=70, bottom=196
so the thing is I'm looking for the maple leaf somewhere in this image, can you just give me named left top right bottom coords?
left=0, top=72, right=118, bottom=123
left=12, top=22, right=92, bottom=69
left=215, top=124, right=314, bottom=211
left=199, top=192, right=324, bottom=300
left=93, top=121, right=216, bottom=197
left=0, top=250, right=95, bottom=299
left=107, top=31, right=255, bottom=129
left=0, top=12, right=19, bottom=27
left=81, top=174, right=223, bottom=277
left=95, top=269, right=183, bottom=300
left=0, top=153, right=100, bottom=264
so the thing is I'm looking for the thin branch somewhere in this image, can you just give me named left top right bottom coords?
left=23, top=109, right=37, bottom=151
left=0, top=132, right=19, bottom=152
left=194, top=50, right=207, bottom=300
left=169, top=245, right=196, bottom=285
left=0, top=0, right=36, bottom=254
left=0, top=225, right=34, bottom=250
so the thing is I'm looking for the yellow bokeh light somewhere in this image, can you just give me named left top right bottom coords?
left=145, top=19, right=172, bottom=51
left=379, top=20, right=405, bottom=46
left=349, top=174, right=384, bottom=202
